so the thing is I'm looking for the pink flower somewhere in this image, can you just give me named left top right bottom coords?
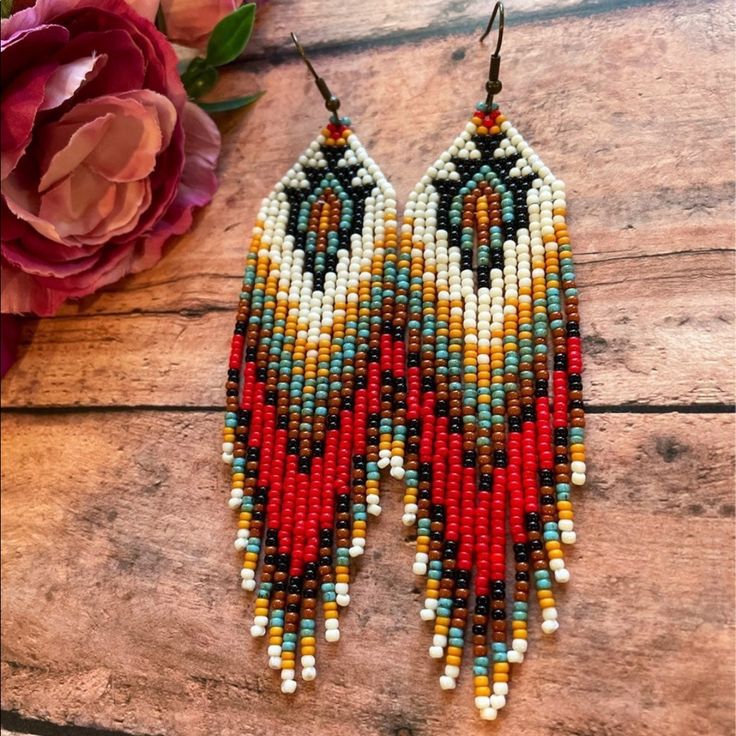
left=0, top=0, right=221, bottom=317
left=160, top=0, right=238, bottom=48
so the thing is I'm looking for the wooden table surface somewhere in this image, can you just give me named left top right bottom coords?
left=2, top=0, right=735, bottom=734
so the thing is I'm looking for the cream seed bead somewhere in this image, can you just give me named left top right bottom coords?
left=395, top=106, right=587, bottom=720
left=281, top=679, right=297, bottom=695
left=490, top=695, right=506, bottom=710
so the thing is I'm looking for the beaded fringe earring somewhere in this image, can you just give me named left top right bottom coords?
left=396, top=3, right=586, bottom=720
left=221, top=34, right=400, bottom=693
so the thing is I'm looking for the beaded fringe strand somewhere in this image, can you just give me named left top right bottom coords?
left=396, top=105, right=586, bottom=720
left=222, top=118, right=399, bottom=692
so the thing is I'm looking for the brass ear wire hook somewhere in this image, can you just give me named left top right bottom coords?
left=290, top=32, right=341, bottom=117
left=479, top=1, right=505, bottom=110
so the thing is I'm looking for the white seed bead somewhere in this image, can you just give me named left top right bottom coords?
left=490, top=694, right=506, bottom=710
left=541, top=619, right=560, bottom=634
left=439, top=675, right=456, bottom=690
left=281, top=679, right=297, bottom=694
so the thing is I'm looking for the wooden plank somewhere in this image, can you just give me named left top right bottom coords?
left=51, top=0, right=736, bottom=318
left=246, top=0, right=661, bottom=57
left=2, top=0, right=734, bottom=409
left=1, top=247, right=733, bottom=408
left=1, top=411, right=734, bottom=736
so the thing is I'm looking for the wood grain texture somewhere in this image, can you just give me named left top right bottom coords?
left=1, top=245, right=732, bottom=408
left=2, top=412, right=734, bottom=736
left=2, top=0, right=735, bottom=408
left=246, top=0, right=664, bottom=57
left=1, top=0, right=735, bottom=734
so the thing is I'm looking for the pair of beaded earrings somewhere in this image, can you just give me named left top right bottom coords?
left=221, top=2, right=586, bottom=721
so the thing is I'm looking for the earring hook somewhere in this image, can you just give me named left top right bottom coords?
left=290, top=32, right=341, bottom=117
left=479, top=2, right=505, bottom=110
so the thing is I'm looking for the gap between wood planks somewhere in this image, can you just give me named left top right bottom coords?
left=240, top=0, right=676, bottom=65
left=1, top=404, right=734, bottom=415
left=1, top=709, right=158, bottom=736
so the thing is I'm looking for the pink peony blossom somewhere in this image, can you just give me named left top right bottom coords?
left=160, top=0, right=238, bottom=48
left=0, top=0, right=221, bottom=318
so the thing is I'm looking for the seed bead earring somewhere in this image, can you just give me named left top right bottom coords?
left=221, top=34, right=399, bottom=693
left=395, top=2, right=586, bottom=719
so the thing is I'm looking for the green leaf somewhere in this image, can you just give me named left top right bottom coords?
left=1, top=0, right=13, bottom=19
left=205, top=3, right=255, bottom=68
left=181, top=57, right=218, bottom=100
left=197, top=91, right=264, bottom=113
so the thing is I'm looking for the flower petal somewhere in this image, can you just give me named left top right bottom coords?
left=124, top=0, right=159, bottom=22
left=178, top=100, right=220, bottom=208
left=0, top=24, right=68, bottom=84
left=160, top=0, right=237, bottom=48
left=38, top=112, right=115, bottom=192
left=57, top=29, right=146, bottom=101
left=0, top=62, right=57, bottom=179
left=0, top=258, right=69, bottom=315
left=39, top=53, right=106, bottom=111
left=39, top=166, right=117, bottom=237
